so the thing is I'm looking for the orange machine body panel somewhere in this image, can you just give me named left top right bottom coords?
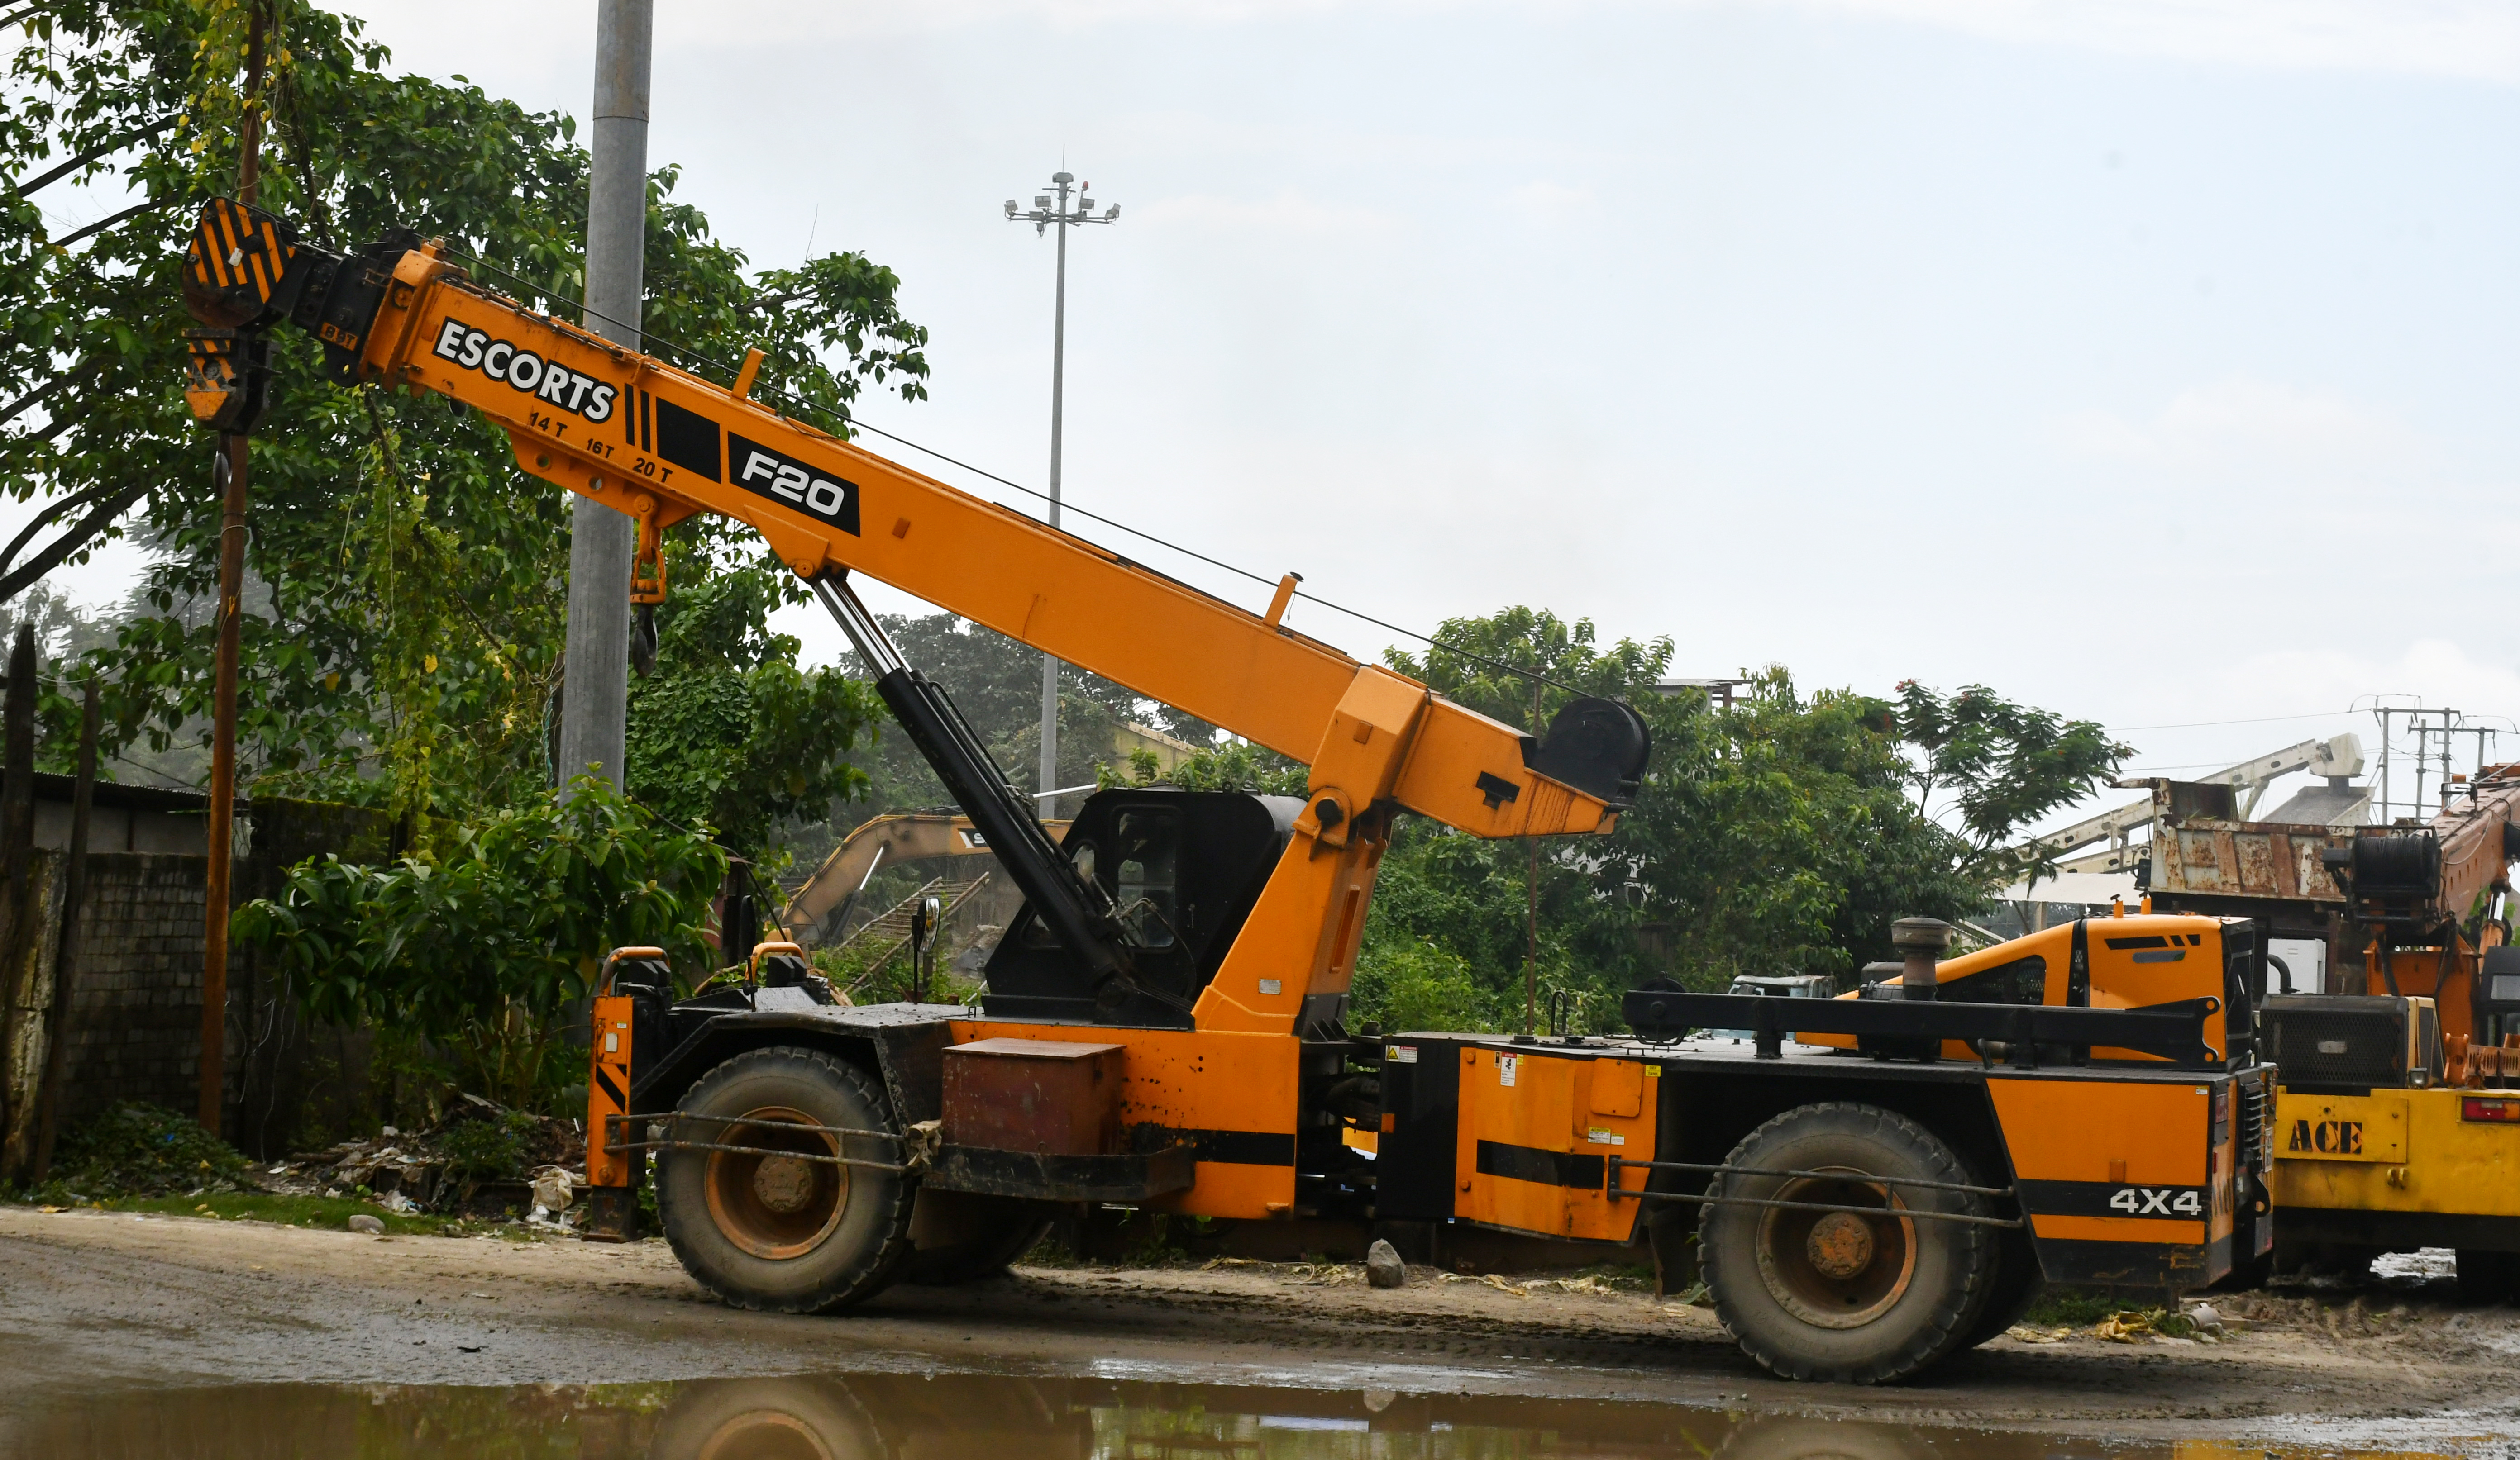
left=1796, top=914, right=2233, bottom=1065
left=947, top=1018, right=1302, bottom=1219
left=1452, top=1044, right=1656, bottom=1243
left=1989, top=1070, right=2240, bottom=1285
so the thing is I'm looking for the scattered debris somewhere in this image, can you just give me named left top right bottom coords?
left=529, top=1168, right=575, bottom=1215
left=1365, top=1239, right=1407, bottom=1289
left=269, top=1098, right=587, bottom=1225
left=1523, top=1273, right=1639, bottom=1297
left=1438, top=1272, right=1530, bottom=1298
left=1279, top=1262, right=1365, bottom=1287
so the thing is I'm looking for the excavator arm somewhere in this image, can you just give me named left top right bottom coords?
left=180, top=198, right=1650, bottom=1032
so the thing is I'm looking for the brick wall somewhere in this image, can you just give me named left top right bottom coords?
left=2, top=792, right=392, bottom=1160
left=51, top=851, right=239, bottom=1128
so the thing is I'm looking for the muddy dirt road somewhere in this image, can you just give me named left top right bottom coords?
left=0, top=1204, right=2512, bottom=1453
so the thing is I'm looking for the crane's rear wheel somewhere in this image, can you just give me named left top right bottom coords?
left=1700, top=1103, right=1994, bottom=1384
left=659, top=1048, right=913, bottom=1313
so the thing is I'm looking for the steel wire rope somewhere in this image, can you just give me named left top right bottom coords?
left=433, top=244, right=1605, bottom=703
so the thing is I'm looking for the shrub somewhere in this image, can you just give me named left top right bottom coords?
left=47, top=1102, right=254, bottom=1197
left=441, top=1110, right=540, bottom=1181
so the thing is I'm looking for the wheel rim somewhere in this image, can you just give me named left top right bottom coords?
left=1751, top=1165, right=1918, bottom=1329
left=696, top=1409, right=840, bottom=1460
left=703, top=1104, right=850, bottom=1260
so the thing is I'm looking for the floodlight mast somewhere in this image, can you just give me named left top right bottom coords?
left=1003, top=169, right=1119, bottom=817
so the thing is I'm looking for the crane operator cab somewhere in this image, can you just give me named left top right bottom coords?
left=983, top=791, right=1307, bottom=1029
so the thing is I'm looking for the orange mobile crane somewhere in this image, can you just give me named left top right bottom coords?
left=183, top=197, right=2273, bottom=1383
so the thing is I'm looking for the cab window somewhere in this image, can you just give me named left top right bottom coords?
left=1112, top=809, right=1180, bottom=949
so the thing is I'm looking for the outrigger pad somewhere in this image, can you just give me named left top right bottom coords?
left=1527, top=697, right=1652, bottom=807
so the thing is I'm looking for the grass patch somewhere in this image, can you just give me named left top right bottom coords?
left=52, top=1193, right=444, bottom=1236
left=2024, top=1286, right=2122, bottom=1327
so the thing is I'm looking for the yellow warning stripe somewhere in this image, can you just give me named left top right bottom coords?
left=210, top=204, right=240, bottom=289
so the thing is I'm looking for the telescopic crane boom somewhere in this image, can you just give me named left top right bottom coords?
left=180, top=198, right=1650, bottom=1033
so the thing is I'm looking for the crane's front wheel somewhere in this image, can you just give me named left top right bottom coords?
left=658, top=1047, right=913, bottom=1313
left=1699, top=1102, right=1995, bottom=1383
left=902, top=1189, right=1056, bottom=1285
left=1951, top=1217, right=2048, bottom=1351
left=650, top=1376, right=879, bottom=1459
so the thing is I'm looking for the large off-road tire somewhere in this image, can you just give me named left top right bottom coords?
left=901, top=1189, right=1055, bottom=1286
left=1699, top=1102, right=1995, bottom=1384
left=1954, top=1223, right=2045, bottom=1351
left=1713, top=1416, right=1933, bottom=1460
left=649, top=1376, right=879, bottom=1459
left=658, top=1047, right=914, bottom=1314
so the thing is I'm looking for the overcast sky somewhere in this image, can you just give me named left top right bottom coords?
left=36, top=0, right=2520, bottom=828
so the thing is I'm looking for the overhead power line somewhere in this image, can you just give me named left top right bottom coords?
left=435, top=244, right=1603, bottom=699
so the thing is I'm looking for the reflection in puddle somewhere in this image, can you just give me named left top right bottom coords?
left=0, top=1373, right=2464, bottom=1459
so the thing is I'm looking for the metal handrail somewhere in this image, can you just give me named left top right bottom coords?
left=600, top=1111, right=906, bottom=1173
left=619, top=1109, right=898, bottom=1142
left=1621, top=1190, right=2021, bottom=1228
left=1608, top=1156, right=2014, bottom=1200
left=1602, top=1156, right=2024, bottom=1228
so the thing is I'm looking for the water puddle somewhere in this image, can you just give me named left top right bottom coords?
left=0, top=1371, right=2482, bottom=1460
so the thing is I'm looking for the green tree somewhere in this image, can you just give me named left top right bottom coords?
left=2, top=1, right=927, bottom=823
left=838, top=612, right=1183, bottom=817
left=1358, top=610, right=1677, bottom=1031
left=1890, top=680, right=2130, bottom=887
left=623, top=551, right=880, bottom=862
left=1346, top=609, right=2112, bottom=1034
left=232, top=776, right=725, bottom=1110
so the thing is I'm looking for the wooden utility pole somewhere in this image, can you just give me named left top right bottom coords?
left=0, top=626, right=33, bottom=1163
left=200, top=5, right=266, bottom=1135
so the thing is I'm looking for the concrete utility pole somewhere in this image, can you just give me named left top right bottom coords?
left=556, top=0, right=652, bottom=794
left=1004, top=172, right=1118, bottom=814
left=200, top=4, right=266, bottom=1135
